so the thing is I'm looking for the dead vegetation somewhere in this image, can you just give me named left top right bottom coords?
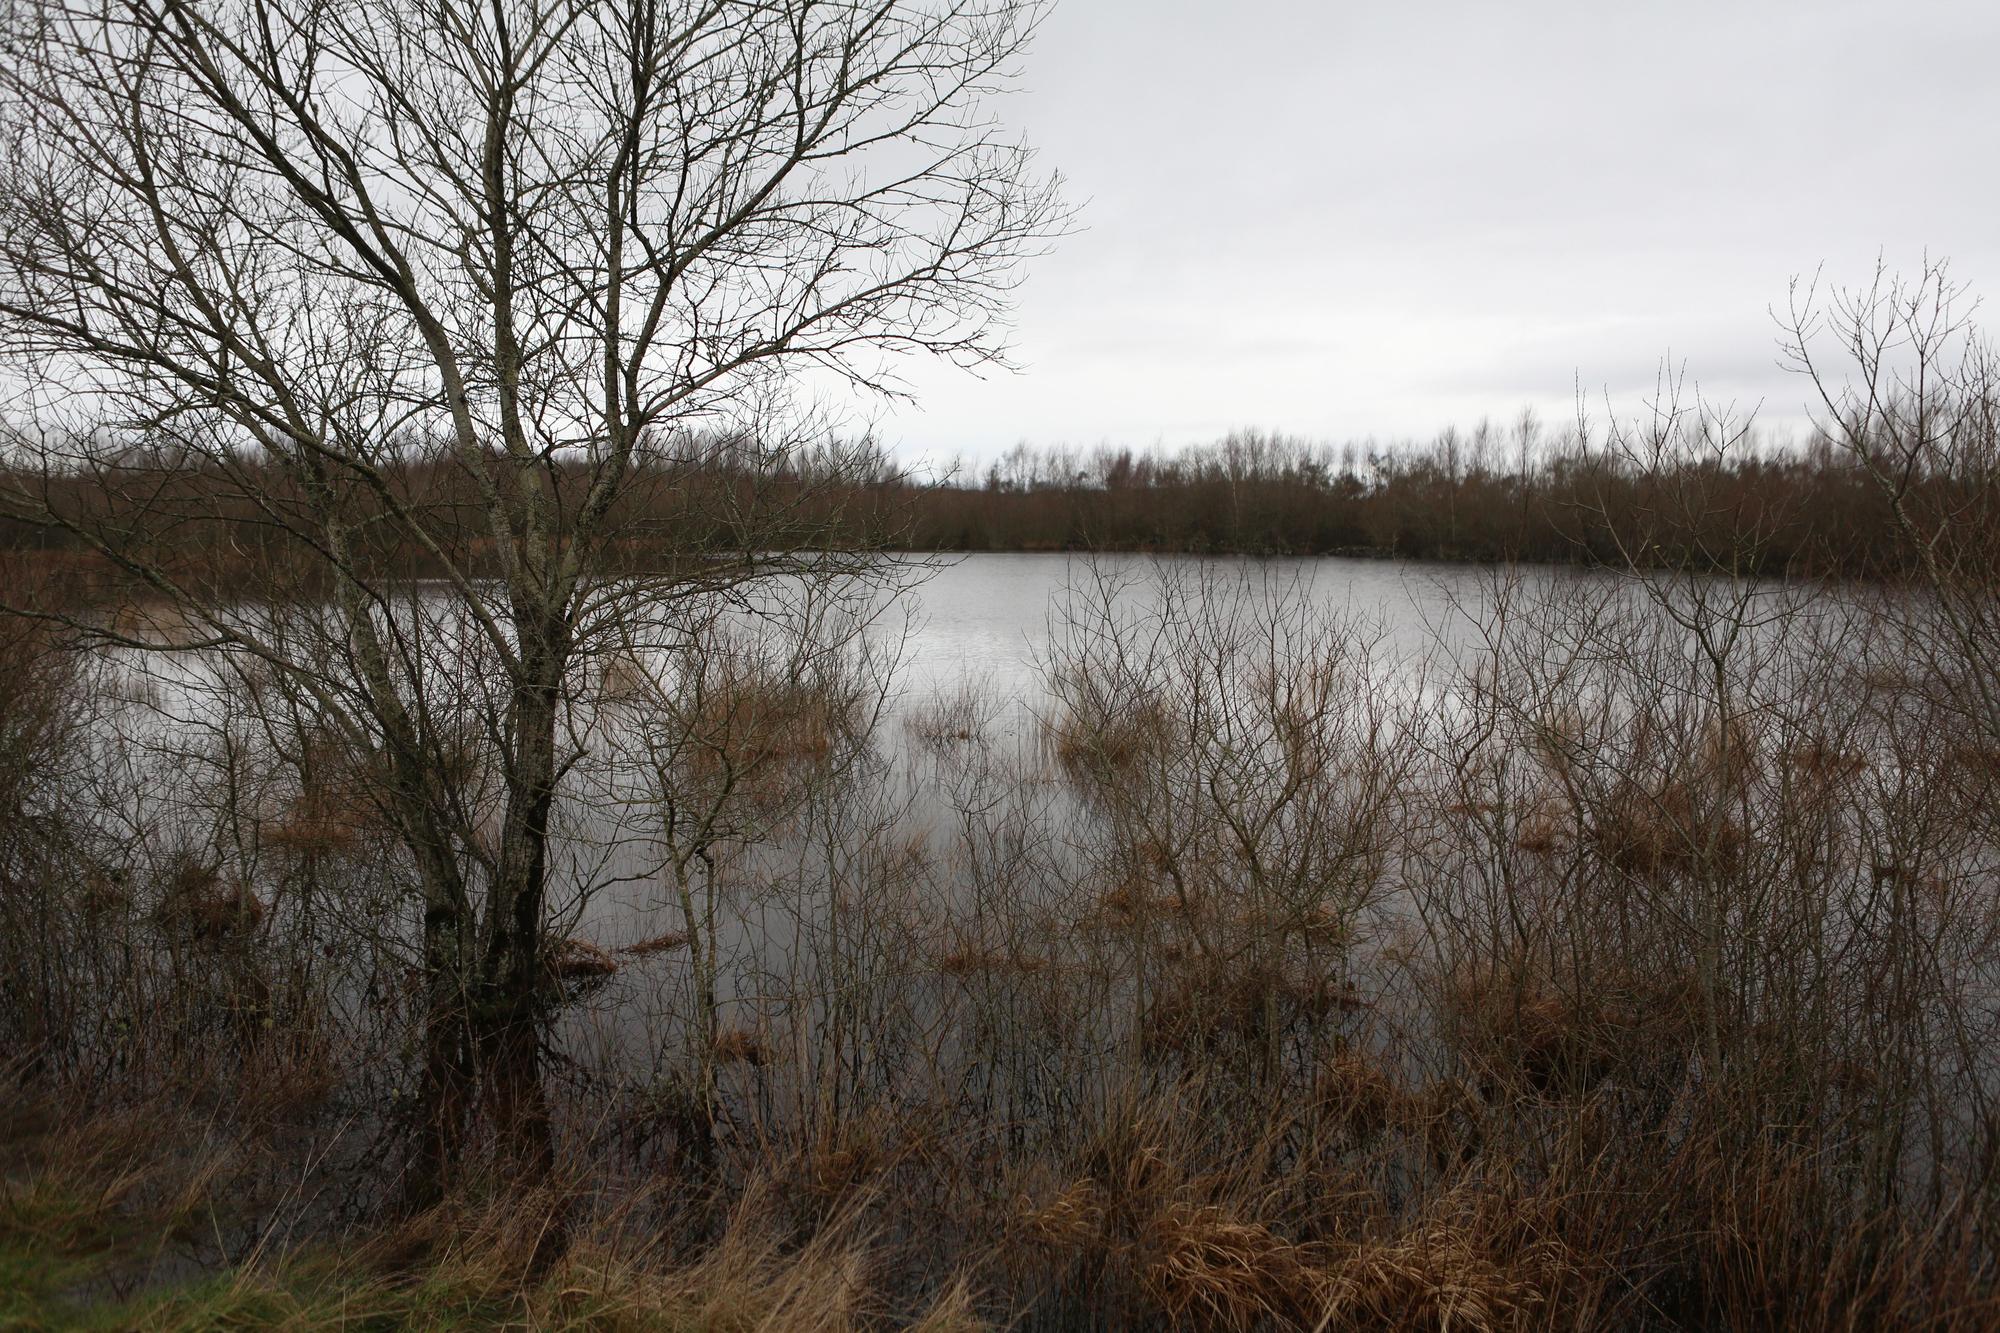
left=12, top=579, right=2000, bottom=1328
left=12, top=499, right=2000, bottom=1325
left=260, top=741, right=382, bottom=859
left=622, top=931, right=691, bottom=957
left=1441, top=961, right=1707, bottom=1094
left=712, top=1026, right=772, bottom=1067
left=544, top=937, right=620, bottom=983
left=691, top=672, right=855, bottom=778
left=151, top=856, right=266, bottom=944
left=1047, top=696, right=1175, bottom=780
left=932, top=941, right=1050, bottom=978
left=904, top=682, right=990, bottom=747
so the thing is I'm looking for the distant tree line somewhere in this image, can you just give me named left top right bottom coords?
left=0, top=414, right=1934, bottom=586
left=0, top=431, right=910, bottom=599
left=896, top=419, right=1916, bottom=575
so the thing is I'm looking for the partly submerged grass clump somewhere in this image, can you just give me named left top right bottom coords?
left=1439, top=960, right=1707, bottom=1096
left=694, top=672, right=855, bottom=771
left=150, top=854, right=267, bottom=945
left=903, top=682, right=992, bottom=748
left=1046, top=696, right=1176, bottom=781
left=673, top=661, right=867, bottom=819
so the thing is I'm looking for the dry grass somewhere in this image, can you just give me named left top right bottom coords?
left=1313, top=1047, right=1410, bottom=1146
left=713, top=1025, right=772, bottom=1067
left=1319, top=1195, right=1590, bottom=1333
left=1140, top=957, right=1362, bottom=1059
left=1512, top=793, right=1569, bottom=857
left=932, top=941, right=1049, bottom=978
left=1048, top=698, right=1174, bottom=780
left=693, top=673, right=852, bottom=771
left=1004, top=1111, right=1597, bottom=1330
left=1141, top=967, right=1273, bottom=1058
left=0, top=1095, right=239, bottom=1281
left=904, top=684, right=989, bottom=746
left=596, top=649, right=655, bottom=706
left=259, top=733, right=404, bottom=860
left=622, top=930, right=691, bottom=957
left=1942, top=742, right=2000, bottom=801
left=101, top=597, right=210, bottom=648
left=1442, top=961, right=1704, bottom=1094
left=544, top=936, right=619, bottom=982
left=1085, top=873, right=1195, bottom=931
left=1017, top=1176, right=1110, bottom=1254
left=796, top=1111, right=905, bottom=1203
left=151, top=855, right=266, bottom=943
left=1139, top=1200, right=1322, bottom=1329
left=0, top=1096, right=991, bottom=1331
left=13, top=536, right=2000, bottom=1329
left=261, top=770, right=373, bottom=859
left=678, top=665, right=861, bottom=817
left=1012, top=1157, right=1325, bottom=1330
left=1589, top=778, right=1745, bottom=881
left=1780, top=740, right=1870, bottom=786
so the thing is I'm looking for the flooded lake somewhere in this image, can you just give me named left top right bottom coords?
left=892, top=552, right=1561, bottom=690
left=94, top=549, right=1874, bottom=1060
left=63, top=544, right=1987, bottom=1225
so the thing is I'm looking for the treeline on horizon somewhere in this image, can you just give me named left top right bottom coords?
left=0, top=415, right=1919, bottom=589
left=904, top=421, right=1907, bottom=576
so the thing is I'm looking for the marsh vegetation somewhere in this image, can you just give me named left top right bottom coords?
left=11, top=498, right=2000, bottom=1329
left=0, top=0, right=1993, bottom=1321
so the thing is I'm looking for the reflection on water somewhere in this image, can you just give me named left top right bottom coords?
left=49, top=545, right=1989, bottom=1274
left=892, top=552, right=1565, bottom=697
left=566, top=553, right=1637, bottom=1063
left=93, top=552, right=1863, bottom=1052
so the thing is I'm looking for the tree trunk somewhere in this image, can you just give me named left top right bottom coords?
left=479, top=627, right=564, bottom=1184
left=407, top=928, right=473, bottom=1211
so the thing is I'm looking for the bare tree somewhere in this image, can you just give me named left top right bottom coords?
left=1780, top=261, right=2000, bottom=762
left=0, top=0, right=1064, bottom=1198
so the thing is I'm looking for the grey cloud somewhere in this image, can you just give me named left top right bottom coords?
left=881, top=0, right=2000, bottom=464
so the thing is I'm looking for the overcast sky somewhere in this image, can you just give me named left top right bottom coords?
left=875, top=0, right=2000, bottom=469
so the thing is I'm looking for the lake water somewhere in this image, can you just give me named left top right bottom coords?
left=875, top=551, right=1625, bottom=744
left=892, top=551, right=1545, bottom=685
left=88, top=550, right=1966, bottom=1155
left=561, top=552, right=1669, bottom=1026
